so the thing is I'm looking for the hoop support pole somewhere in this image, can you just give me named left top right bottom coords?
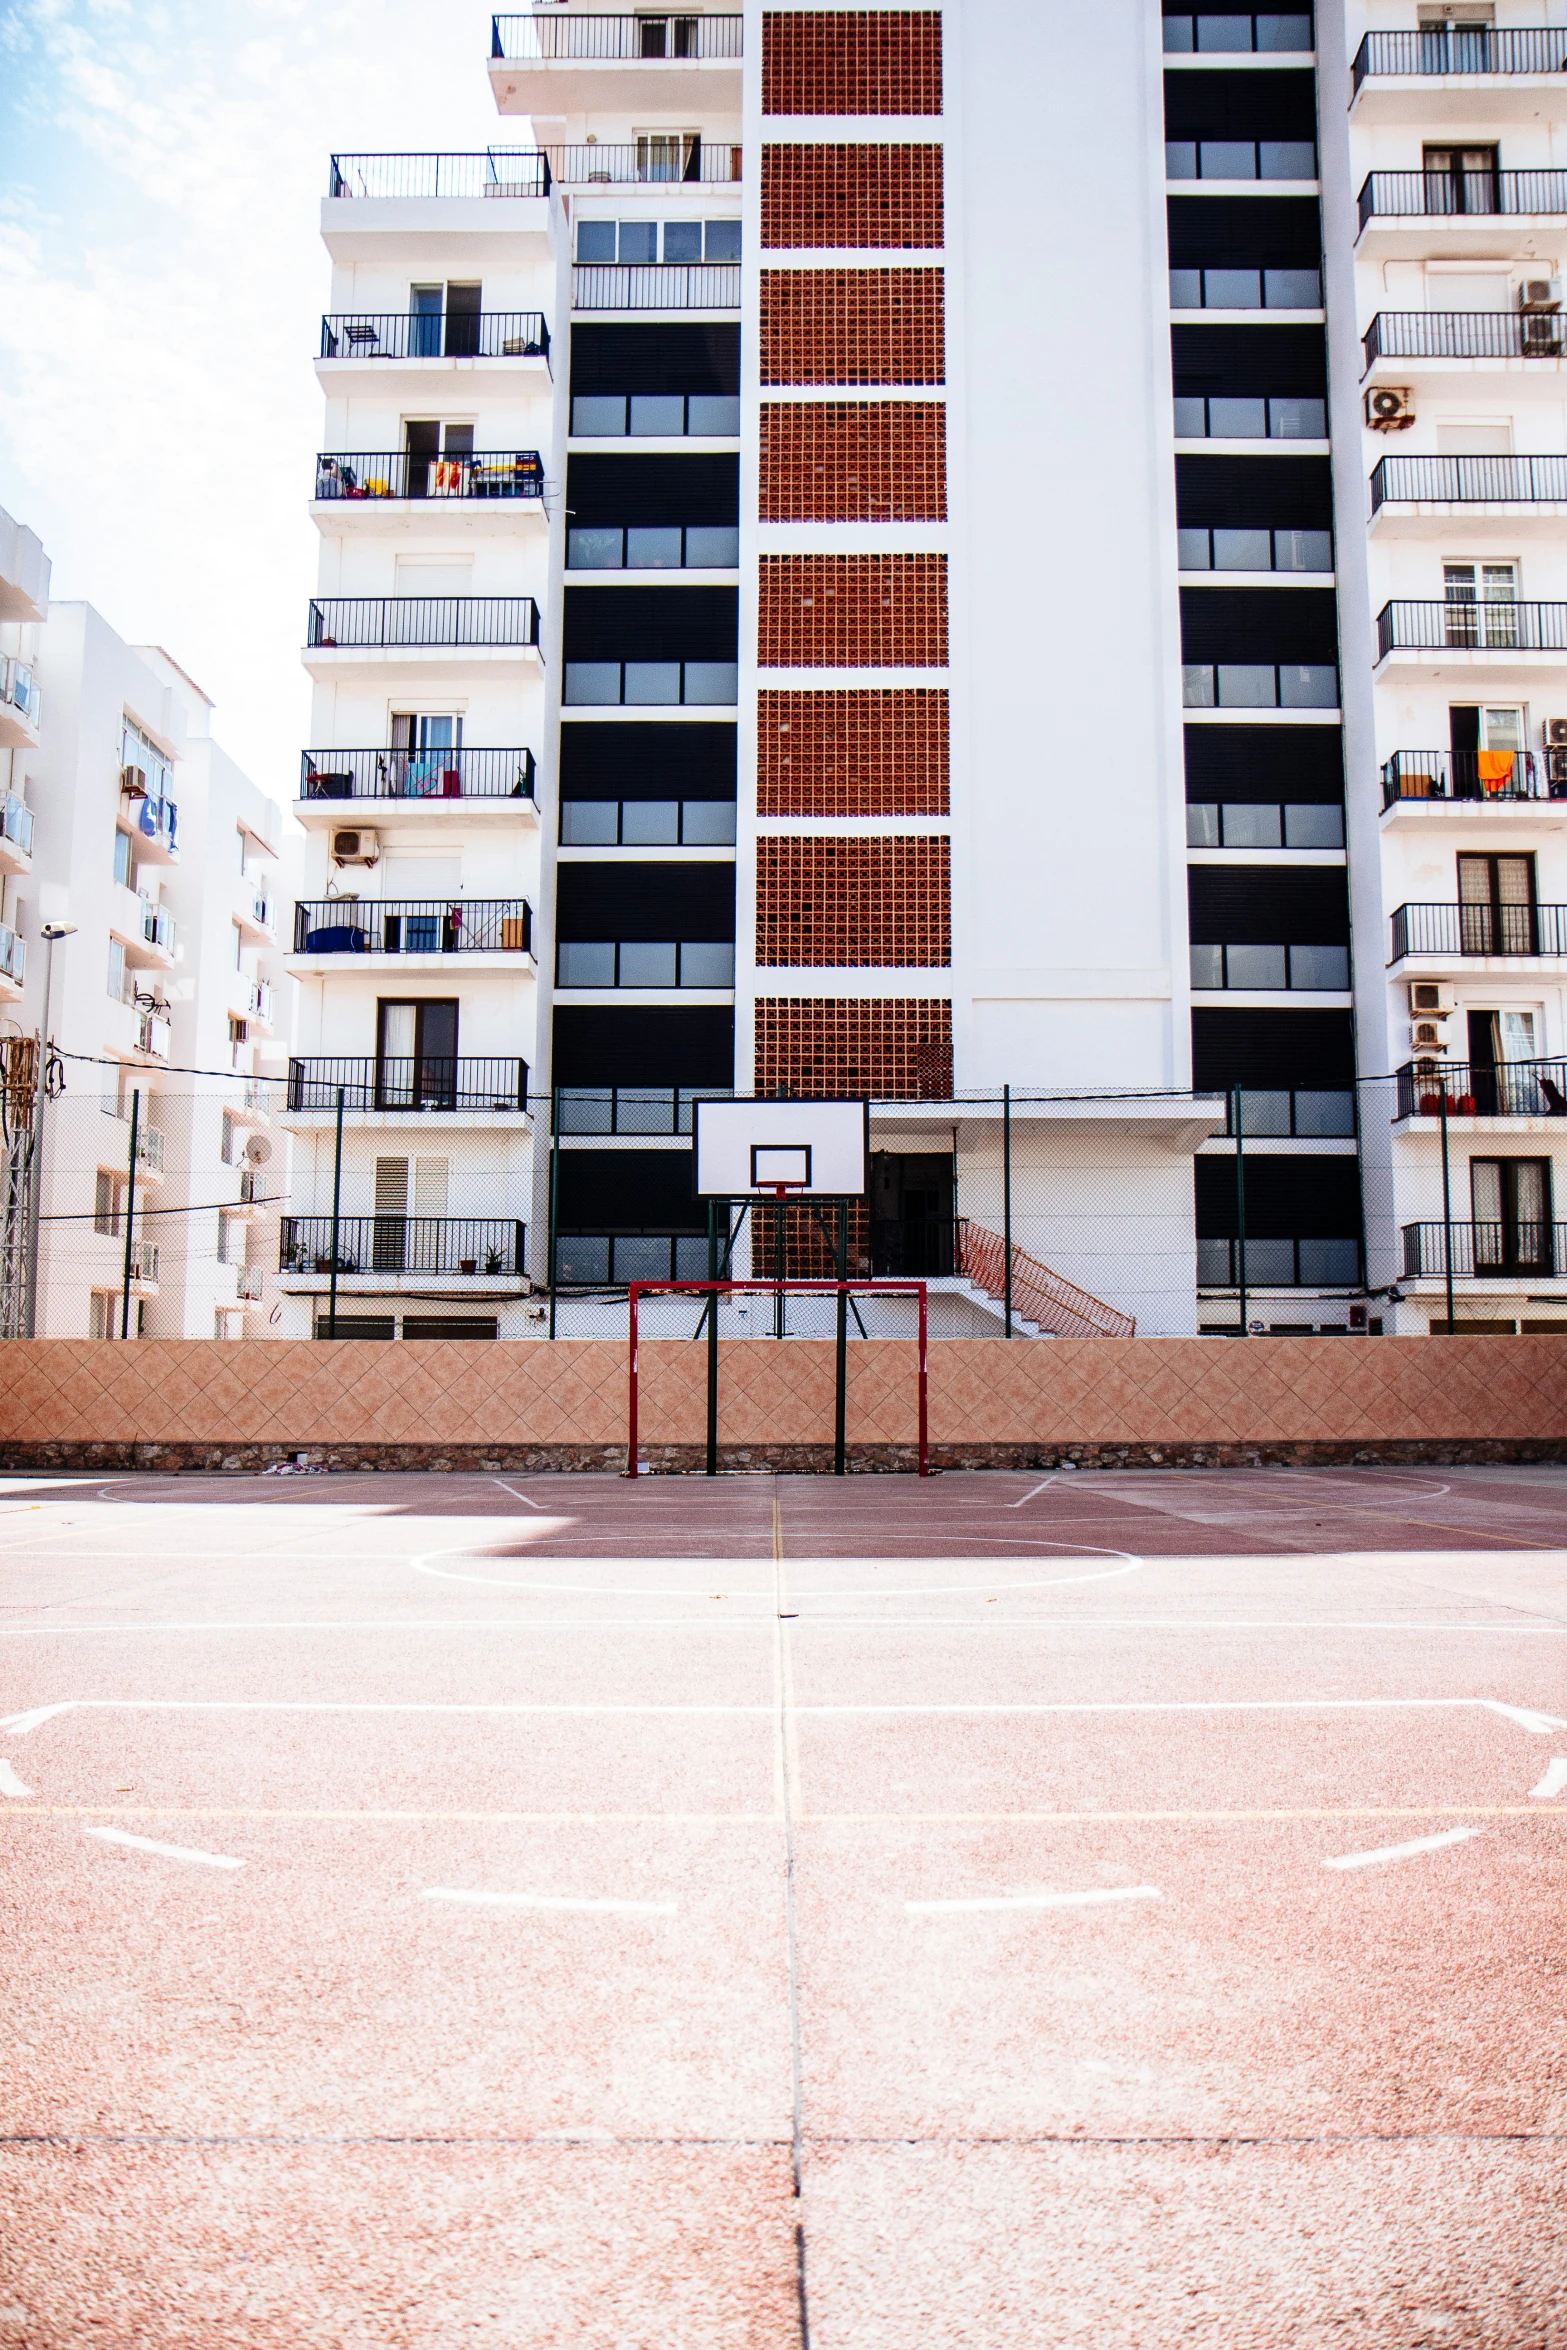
left=626, top=1283, right=640, bottom=1477
left=917, top=1282, right=929, bottom=1478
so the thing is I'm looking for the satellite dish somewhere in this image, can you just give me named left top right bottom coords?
left=244, top=1133, right=273, bottom=1166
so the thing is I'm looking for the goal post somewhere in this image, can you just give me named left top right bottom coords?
left=626, top=1278, right=929, bottom=1479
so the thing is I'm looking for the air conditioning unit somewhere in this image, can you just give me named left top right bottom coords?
left=1366, top=386, right=1415, bottom=431
left=120, top=764, right=148, bottom=799
left=331, top=827, right=379, bottom=865
left=1411, top=1018, right=1451, bottom=1052
left=1409, top=981, right=1457, bottom=1014
left=1546, top=719, right=1567, bottom=748
left=1520, top=278, right=1563, bottom=314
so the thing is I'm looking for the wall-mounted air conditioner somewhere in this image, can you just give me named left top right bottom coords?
left=331, top=828, right=380, bottom=865
left=1366, top=386, right=1414, bottom=431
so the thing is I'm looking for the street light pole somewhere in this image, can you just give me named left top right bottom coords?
left=22, top=922, right=76, bottom=1339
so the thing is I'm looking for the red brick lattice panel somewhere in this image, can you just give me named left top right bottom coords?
left=757, top=689, right=949, bottom=817
left=753, top=996, right=953, bottom=1099
left=759, top=402, right=946, bottom=522
left=957, top=1221, right=1136, bottom=1341
left=761, top=145, right=943, bottom=249
left=757, top=836, right=951, bottom=967
left=758, top=553, right=948, bottom=668
left=762, top=11, right=943, bottom=115
left=761, top=270, right=944, bottom=386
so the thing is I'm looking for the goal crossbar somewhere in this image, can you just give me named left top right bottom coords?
left=626, top=1278, right=929, bottom=1478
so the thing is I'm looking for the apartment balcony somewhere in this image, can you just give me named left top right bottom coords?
left=0, top=793, right=34, bottom=876
left=236, top=883, right=276, bottom=940
left=317, top=312, right=550, bottom=376
left=328, top=150, right=551, bottom=201
left=285, top=1056, right=532, bottom=1120
left=1190, top=943, right=1350, bottom=993
left=1390, top=901, right=1567, bottom=964
left=0, top=510, right=49, bottom=623
left=1380, top=748, right=1567, bottom=812
left=572, top=264, right=741, bottom=313
left=545, top=140, right=740, bottom=187
left=0, top=655, right=40, bottom=750
left=1182, top=662, right=1338, bottom=710
left=568, top=523, right=739, bottom=571
left=1370, top=453, right=1567, bottom=536
left=1363, top=311, right=1567, bottom=376
left=1402, top=1219, right=1567, bottom=1279
left=1352, top=28, right=1567, bottom=124
left=489, top=12, right=742, bottom=115
left=556, top=1083, right=731, bottom=1134
left=561, top=797, right=736, bottom=846
left=570, top=391, right=739, bottom=438
left=0, top=924, right=24, bottom=1002
left=1196, top=1238, right=1362, bottom=1288
left=291, top=898, right=534, bottom=962
left=1376, top=599, right=1567, bottom=674
left=563, top=658, right=737, bottom=706
left=1173, top=394, right=1326, bottom=444
left=134, top=1123, right=166, bottom=1180
left=111, top=888, right=178, bottom=971
left=299, top=747, right=537, bottom=819
left=126, top=1238, right=160, bottom=1290
left=1170, top=267, right=1321, bottom=313
left=279, top=1216, right=530, bottom=1296
left=304, top=598, right=543, bottom=681
left=1162, top=13, right=1313, bottom=55
left=246, top=978, right=274, bottom=1031
left=1357, top=172, right=1567, bottom=258
left=555, top=938, right=734, bottom=991
left=1396, top=1057, right=1567, bottom=1122
left=121, top=783, right=180, bottom=864
left=313, top=452, right=546, bottom=533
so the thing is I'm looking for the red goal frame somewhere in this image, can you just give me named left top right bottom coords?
left=626, top=1278, right=929, bottom=1478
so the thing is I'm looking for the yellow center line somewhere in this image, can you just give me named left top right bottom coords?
left=1, top=1805, right=1563, bottom=1825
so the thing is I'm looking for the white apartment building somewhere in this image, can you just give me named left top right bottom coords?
left=0, top=509, right=290, bottom=1339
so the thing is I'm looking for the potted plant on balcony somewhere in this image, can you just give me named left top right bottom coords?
left=459, top=1254, right=478, bottom=1275
left=484, top=1245, right=503, bottom=1275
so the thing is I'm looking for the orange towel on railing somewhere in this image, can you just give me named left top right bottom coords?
left=1477, top=750, right=1515, bottom=792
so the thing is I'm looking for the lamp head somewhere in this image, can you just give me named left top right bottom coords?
left=41, top=923, right=76, bottom=941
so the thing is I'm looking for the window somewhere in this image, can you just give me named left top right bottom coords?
left=221, top=1112, right=236, bottom=1165
left=88, top=1292, right=116, bottom=1339
left=1458, top=852, right=1536, bottom=952
left=576, top=219, right=741, bottom=264
left=121, top=718, right=172, bottom=808
left=377, top=999, right=459, bottom=1107
left=1444, top=561, right=1519, bottom=649
left=1423, top=144, right=1500, bottom=215
left=232, top=922, right=244, bottom=970
left=217, top=1212, right=241, bottom=1266
left=94, top=1172, right=120, bottom=1237
left=113, top=831, right=132, bottom=888
left=108, top=939, right=126, bottom=1001
left=635, top=131, right=701, bottom=182
left=1471, top=1157, right=1553, bottom=1270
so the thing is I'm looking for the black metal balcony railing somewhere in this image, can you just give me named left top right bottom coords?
left=1166, top=139, right=1316, bottom=181
left=492, top=13, right=742, bottom=61
left=545, top=141, right=741, bottom=185
left=1198, top=1237, right=1361, bottom=1287
left=1377, top=599, right=1567, bottom=657
left=301, top=748, right=537, bottom=802
left=319, top=312, right=549, bottom=362
left=560, top=798, right=736, bottom=845
left=315, top=452, right=544, bottom=503
left=1381, top=749, right=1557, bottom=806
left=572, top=264, right=742, bottom=311
left=1402, top=1220, right=1567, bottom=1278
left=1182, top=663, right=1338, bottom=710
left=1364, top=311, right=1567, bottom=367
left=1354, top=28, right=1567, bottom=91
left=287, top=1058, right=531, bottom=1114
left=1178, top=526, right=1332, bottom=572
left=554, top=1232, right=710, bottom=1287
left=556, top=940, right=735, bottom=988
left=564, top=659, right=737, bottom=707
left=282, top=1217, right=527, bottom=1278
left=1191, top=943, right=1350, bottom=991
left=293, top=900, right=533, bottom=956
left=307, top=598, right=541, bottom=651
left=1162, top=13, right=1313, bottom=54
left=555, top=1085, right=732, bottom=1135
left=328, top=151, right=550, bottom=201
left=1390, top=901, right=1567, bottom=959
left=1397, top=1058, right=1567, bottom=1120
left=1359, top=171, right=1567, bottom=229
left=1371, top=455, right=1567, bottom=510
left=1223, top=1087, right=1357, bottom=1137
left=1170, top=267, right=1322, bottom=310
left=1187, top=801, right=1344, bottom=848
left=1173, top=395, right=1327, bottom=440
left=568, top=523, right=739, bottom=570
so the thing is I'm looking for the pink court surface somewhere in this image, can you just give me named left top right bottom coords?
left=2, top=1461, right=1566, bottom=2347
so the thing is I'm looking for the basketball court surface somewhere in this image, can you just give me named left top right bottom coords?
left=2, top=1461, right=1565, bottom=2345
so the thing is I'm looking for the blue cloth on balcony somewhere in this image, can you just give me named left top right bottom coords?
left=305, top=926, right=368, bottom=954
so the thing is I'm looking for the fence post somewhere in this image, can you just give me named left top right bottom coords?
left=834, top=1198, right=848, bottom=1477
left=328, top=1085, right=345, bottom=1339
left=1233, top=1084, right=1248, bottom=1336
left=1439, top=1085, right=1455, bottom=1331
left=119, top=1087, right=140, bottom=1340
left=706, top=1199, right=719, bottom=1476
left=547, top=1088, right=560, bottom=1339
left=1002, top=1083, right=1013, bottom=1338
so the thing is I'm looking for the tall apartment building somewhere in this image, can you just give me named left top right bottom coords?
left=0, top=507, right=290, bottom=1339
left=293, top=0, right=1567, bottom=1341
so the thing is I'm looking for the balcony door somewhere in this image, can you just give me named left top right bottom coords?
left=1444, top=561, right=1518, bottom=650
left=1458, top=853, right=1536, bottom=954
left=377, top=998, right=458, bottom=1109
left=389, top=711, right=463, bottom=796
left=1423, top=144, right=1500, bottom=215
left=1471, top=1156, right=1553, bottom=1272
left=1448, top=704, right=1525, bottom=796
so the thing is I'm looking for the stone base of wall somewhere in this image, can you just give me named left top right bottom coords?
left=4, top=1435, right=1566, bottom=1476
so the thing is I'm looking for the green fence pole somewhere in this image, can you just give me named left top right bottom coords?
left=327, top=1085, right=345, bottom=1339
left=119, top=1087, right=140, bottom=1339
left=1234, top=1084, right=1248, bottom=1336
left=1002, top=1084, right=1013, bottom=1338
left=1439, top=1086, right=1455, bottom=1332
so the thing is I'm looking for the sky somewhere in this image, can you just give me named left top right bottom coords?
left=0, top=0, right=511, bottom=807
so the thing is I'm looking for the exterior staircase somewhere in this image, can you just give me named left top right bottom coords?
left=956, top=1221, right=1135, bottom=1339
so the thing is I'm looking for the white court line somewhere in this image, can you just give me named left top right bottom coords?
left=1004, top=1478, right=1058, bottom=1509
left=907, top=1885, right=1161, bottom=1915
left=84, top=1825, right=245, bottom=1869
left=423, top=1888, right=676, bottom=1916
left=5, top=1615, right=1566, bottom=1638
left=1324, top=1825, right=1484, bottom=1871
left=413, top=1544, right=1145, bottom=1598
left=491, top=1481, right=548, bottom=1510
left=1530, top=1757, right=1567, bottom=1800
left=0, top=1760, right=32, bottom=1798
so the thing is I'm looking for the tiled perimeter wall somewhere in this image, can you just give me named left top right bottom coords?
left=0, top=1339, right=1563, bottom=1469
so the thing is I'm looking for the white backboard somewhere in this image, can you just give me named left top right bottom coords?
left=693, top=1098, right=869, bottom=1198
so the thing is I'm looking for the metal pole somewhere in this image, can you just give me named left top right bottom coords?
left=834, top=1199, right=848, bottom=1477
left=22, top=929, right=63, bottom=1338
left=328, top=1084, right=345, bottom=1339
left=1002, top=1084, right=1013, bottom=1338
left=774, top=1194, right=785, bottom=1340
left=547, top=1088, right=560, bottom=1340
left=916, top=1281, right=929, bottom=1477
left=1234, top=1084, right=1248, bottom=1336
left=119, top=1087, right=139, bottom=1340
left=1439, top=1085, right=1455, bottom=1332
left=626, top=1283, right=640, bottom=1477
left=706, top=1200, right=719, bottom=1475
